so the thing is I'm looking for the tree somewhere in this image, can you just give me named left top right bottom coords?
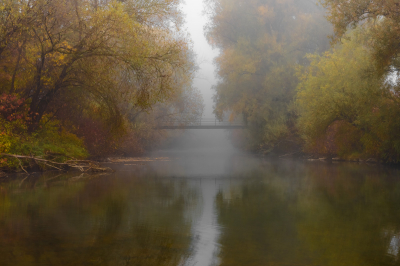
left=321, top=0, right=400, bottom=72
left=0, top=0, right=193, bottom=133
left=0, top=0, right=204, bottom=159
left=296, top=28, right=400, bottom=161
left=0, top=0, right=39, bottom=58
left=205, top=0, right=331, bottom=153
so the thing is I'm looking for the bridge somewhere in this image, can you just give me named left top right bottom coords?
left=156, top=118, right=247, bottom=129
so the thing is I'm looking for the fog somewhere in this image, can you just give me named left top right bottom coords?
left=149, top=129, right=260, bottom=266
left=150, top=129, right=263, bottom=178
left=151, top=0, right=252, bottom=254
left=143, top=2, right=304, bottom=263
left=181, top=0, right=219, bottom=118
left=141, top=2, right=247, bottom=260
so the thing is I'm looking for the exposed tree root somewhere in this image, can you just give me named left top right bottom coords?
left=0, top=153, right=113, bottom=173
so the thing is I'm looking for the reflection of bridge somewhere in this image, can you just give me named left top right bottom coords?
left=156, top=118, right=247, bottom=129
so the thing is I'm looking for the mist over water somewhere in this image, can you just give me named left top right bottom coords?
left=150, top=129, right=259, bottom=178
left=150, top=129, right=254, bottom=266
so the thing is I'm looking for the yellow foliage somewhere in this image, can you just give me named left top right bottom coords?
left=206, top=0, right=331, bottom=151
left=296, top=28, right=400, bottom=161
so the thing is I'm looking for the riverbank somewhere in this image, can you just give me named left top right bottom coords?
left=260, top=149, right=383, bottom=165
left=0, top=156, right=175, bottom=178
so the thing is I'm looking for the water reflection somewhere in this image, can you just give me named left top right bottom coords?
left=215, top=161, right=400, bottom=266
left=0, top=172, right=196, bottom=266
left=2, top=154, right=400, bottom=265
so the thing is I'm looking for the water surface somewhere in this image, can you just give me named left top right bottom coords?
left=1, top=130, right=400, bottom=265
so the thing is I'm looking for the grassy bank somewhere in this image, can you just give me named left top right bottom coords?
left=0, top=117, right=87, bottom=172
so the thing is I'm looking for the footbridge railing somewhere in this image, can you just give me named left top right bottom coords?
left=155, top=118, right=247, bottom=129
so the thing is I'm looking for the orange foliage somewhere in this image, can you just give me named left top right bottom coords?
left=0, top=94, right=29, bottom=122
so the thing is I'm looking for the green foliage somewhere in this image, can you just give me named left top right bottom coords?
left=296, top=28, right=400, bottom=162
left=205, top=0, right=331, bottom=153
left=0, top=116, right=87, bottom=170
left=320, top=0, right=400, bottom=73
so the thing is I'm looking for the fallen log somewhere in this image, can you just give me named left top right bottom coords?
left=0, top=153, right=113, bottom=173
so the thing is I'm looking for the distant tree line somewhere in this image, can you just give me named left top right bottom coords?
left=206, top=0, right=400, bottom=162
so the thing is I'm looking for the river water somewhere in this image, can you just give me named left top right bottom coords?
left=2, top=130, right=400, bottom=266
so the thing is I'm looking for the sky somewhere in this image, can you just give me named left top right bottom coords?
left=181, top=0, right=220, bottom=118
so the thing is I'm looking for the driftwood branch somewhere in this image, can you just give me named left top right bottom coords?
left=0, top=153, right=112, bottom=173
left=16, top=157, right=29, bottom=174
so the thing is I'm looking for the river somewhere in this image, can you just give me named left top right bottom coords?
left=1, top=130, right=400, bottom=266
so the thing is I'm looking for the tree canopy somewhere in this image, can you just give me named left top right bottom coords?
left=297, top=28, right=400, bottom=161
left=321, top=0, right=400, bottom=72
left=0, top=0, right=203, bottom=160
left=205, top=0, right=331, bottom=153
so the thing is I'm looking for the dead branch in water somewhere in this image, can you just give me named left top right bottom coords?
left=0, top=153, right=113, bottom=173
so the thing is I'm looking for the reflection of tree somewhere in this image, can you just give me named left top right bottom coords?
left=215, top=163, right=400, bottom=266
left=0, top=172, right=196, bottom=265
left=298, top=164, right=400, bottom=266
left=215, top=170, right=311, bottom=266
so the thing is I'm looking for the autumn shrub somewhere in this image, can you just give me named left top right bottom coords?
left=0, top=94, right=29, bottom=122
left=305, top=120, right=364, bottom=158
left=362, top=98, right=400, bottom=162
left=0, top=112, right=87, bottom=171
left=297, top=28, right=400, bottom=162
left=303, top=121, right=339, bottom=156
left=27, top=119, right=88, bottom=160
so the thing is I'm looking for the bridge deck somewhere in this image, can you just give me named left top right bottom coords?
left=156, top=125, right=247, bottom=129
left=155, top=118, right=246, bottom=130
